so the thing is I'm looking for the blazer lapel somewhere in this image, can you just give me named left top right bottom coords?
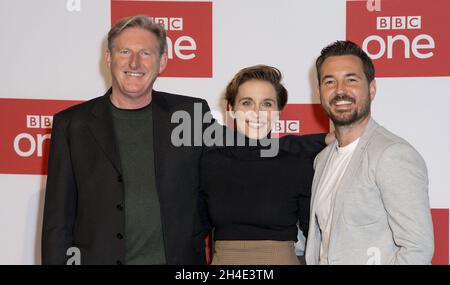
left=88, top=89, right=122, bottom=175
left=151, top=91, right=172, bottom=193
left=331, top=118, right=379, bottom=212
left=87, top=89, right=172, bottom=186
left=328, top=118, right=380, bottom=247
left=311, top=142, right=337, bottom=203
left=306, top=141, right=336, bottom=264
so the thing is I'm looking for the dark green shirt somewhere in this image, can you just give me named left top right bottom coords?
left=111, top=101, right=166, bottom=265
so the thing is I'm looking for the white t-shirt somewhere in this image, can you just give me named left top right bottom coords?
left=315, top=138, right=360, bottom=265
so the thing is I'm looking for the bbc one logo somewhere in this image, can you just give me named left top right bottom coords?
left=14, top=115, right=52, bottom=158
left=0, top=98, right=80, bottom=175
left=363, top=16, right=433, bottom=60
left=111, top=1, right=213, bottom=77
left=346, top=0, right=450, bottom=77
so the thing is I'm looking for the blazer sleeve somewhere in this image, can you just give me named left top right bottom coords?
left=41, top=113, right=77, bottom=265
left=376, top=142, right=434, bottom=265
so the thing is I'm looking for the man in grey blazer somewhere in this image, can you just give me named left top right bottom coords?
left=305, top=40, right=434, bottom=265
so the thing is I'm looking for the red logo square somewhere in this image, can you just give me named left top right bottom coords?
left=0, top=99, right=82, bottom=175
left=347, top=0, right=450, bottom=77
left=431, top=208, right=449, bottom=265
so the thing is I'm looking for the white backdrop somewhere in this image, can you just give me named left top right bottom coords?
left=0, top=0, right=449, bottom=264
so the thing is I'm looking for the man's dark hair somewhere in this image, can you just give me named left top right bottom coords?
left=316, top=40, right=375, bottom=84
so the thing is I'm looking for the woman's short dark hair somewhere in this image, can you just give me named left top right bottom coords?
left=225, top=65, right=288, bottom=110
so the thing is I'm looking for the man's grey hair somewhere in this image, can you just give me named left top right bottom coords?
left=107, top=15, right=167, bottom=55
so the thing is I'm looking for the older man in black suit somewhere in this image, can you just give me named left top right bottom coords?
left=42, top=15, right=212, bottom=265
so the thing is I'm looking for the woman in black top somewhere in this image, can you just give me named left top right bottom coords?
left=200, top=65, right=329, bottom=265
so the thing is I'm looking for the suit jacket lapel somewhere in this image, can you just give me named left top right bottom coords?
left=307, top=141, right=336, bottom=264
left=327, top=117, right=380, bottom=251
left=87, top=89, right=172, bottom=185
left=151, top=91, right=172, bottom=193
left=311, top=142, right=337, bottom=203
left=88, top=89, right=122, bottom=175
left=331, top=118, right=379, bottom=214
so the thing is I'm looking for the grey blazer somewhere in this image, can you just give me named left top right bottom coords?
left=305, top=118, right=434, bottom=265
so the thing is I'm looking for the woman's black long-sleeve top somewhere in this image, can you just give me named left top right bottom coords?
left=200, top=127, right=326, bottom=241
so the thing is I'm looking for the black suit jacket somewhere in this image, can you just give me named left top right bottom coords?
left=42, top=89, right=212, bottom=265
